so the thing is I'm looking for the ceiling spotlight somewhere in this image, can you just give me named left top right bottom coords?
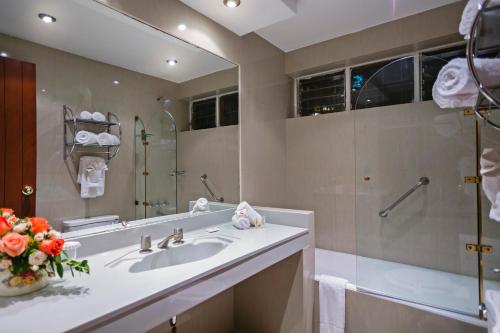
left=38, top=13, right=56, bottom=24
left=223, top=0, right=241, bottom=8
left=167, top=59, right=178, bottom=66
left=177, top=24, right=187, bottom=31
left=41, top=89, right=46, bottom=93
left=0, top=52, right=7, bottom=57
left=113, top=80, right=120, bottom=85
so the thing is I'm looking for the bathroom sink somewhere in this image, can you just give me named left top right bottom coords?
left=129, top=236, right=233, bottom=272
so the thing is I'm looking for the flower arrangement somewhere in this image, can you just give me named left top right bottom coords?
left=0, top=208, right=89, bottom=292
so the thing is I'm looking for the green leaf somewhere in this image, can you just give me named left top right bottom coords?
left=56, top=262, right=64, bottom=278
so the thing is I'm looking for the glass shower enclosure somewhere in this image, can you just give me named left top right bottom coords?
left=134, top=110, right=178, bottom=219
left=353, top=54, right=500, bottom=317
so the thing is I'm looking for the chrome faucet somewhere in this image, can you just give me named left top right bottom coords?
left=158, top=228, right=184, bottom=249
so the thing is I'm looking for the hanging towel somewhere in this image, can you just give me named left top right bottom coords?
left=92, top=112, right=107, bottom=122
left=486, top=289, right=500, bottom=333
left=319, top=275, right=347, bottom=333
left=75, top=131, right=98, bottom=146
left=96, top=132, right=120, bottom=146
left=78, top=156, right=108, bottom=198
left=432, top=58, right=500, bottom=108
left=80, top=111, right=92, bottom=120
left=190, top=197, right=209, bottom=215
left=459, top=0, right=500, bottom=37
left=480, top=148, right=500, bottom=221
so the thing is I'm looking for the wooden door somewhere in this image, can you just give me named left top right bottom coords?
left=0, top=57, right=36, bottom=217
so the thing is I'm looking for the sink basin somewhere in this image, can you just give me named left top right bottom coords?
left=129, top=236, right=233, bottom=272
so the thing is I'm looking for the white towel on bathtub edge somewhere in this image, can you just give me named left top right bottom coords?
left=319, top=274, right=347, bottom=333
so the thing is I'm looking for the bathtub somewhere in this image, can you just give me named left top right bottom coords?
left=315, top=248, right=498, bottom=328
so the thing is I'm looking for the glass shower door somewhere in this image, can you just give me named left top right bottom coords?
left=135, top=111, right=177, bottom=219
left=354, top=57, right=479, bottom=315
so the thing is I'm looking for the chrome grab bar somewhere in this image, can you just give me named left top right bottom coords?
left=200, top=174, right=224, bottom=202
left=379, top=177, right=430, bottom=218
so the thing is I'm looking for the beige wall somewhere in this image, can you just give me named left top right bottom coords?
left=177, top=67, right=238, bottom=100
left=0, top=33, right=188, bottom=229
left=285, top=1, right=466, bottom=77
left=177, top=125, right=239, bottom=212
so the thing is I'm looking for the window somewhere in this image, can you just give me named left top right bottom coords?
left=219, top=92, right=238, bottom=126
left=298, top=71, right=345, bottom=116
left=421, top=45, right=466, bottom=101
left=191, top=97, right=216, bottom=130
left=351, top=57, right=414, bottom=110
left=190, top=91, right=239, bottom=130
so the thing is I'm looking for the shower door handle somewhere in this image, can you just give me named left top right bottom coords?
left=170, top=170, right=185, bottom=176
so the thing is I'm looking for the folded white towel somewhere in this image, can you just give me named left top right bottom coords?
left=232, top=212, right=251, bottom=230
left=92, top=112, right=107, bottom=122
left=80, top=111, right=92, bottom=120
left=78, top=156, right=108, bottom=198
left=96, top=132, right=120, bottom=146
left=235, top=201, right=263, bottom=227
left=459, top=0, right=500, bottom=37
left=432, top=58, right=500, bottom=108
left=319, top=275, right=347, bottom=333
left=190, top=198, right=209, bottom=215
left=486, top=289, right=500, bottom=333
left=75, top=130, right=98, bottom=146
left=481, top=148, right=500, bottom=222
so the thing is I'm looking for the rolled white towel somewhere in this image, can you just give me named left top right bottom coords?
left=232, top=214, right=251, bottom=230
left=459, top=0, right=500, bottom=37
left=96, top=132, right=120, bottom=146
left=80, top=111, right=92, bottom=120
left=235, top=201, right=263, bottom=227
left=92, top=112, right=107, bottom=122
left=432, top=58, right=500, bottom=108
left=190, top=198, right=209, bottom=215
left=75, top=131, right=98, bottom=145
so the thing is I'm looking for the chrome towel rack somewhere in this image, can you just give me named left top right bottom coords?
left=379, top=177, right=430, bottom=218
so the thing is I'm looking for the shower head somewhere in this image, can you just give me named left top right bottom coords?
left=157, top=96, right=172, bottom=110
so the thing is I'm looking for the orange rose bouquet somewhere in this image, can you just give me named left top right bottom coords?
left=0, top=208, right=89, bottom=290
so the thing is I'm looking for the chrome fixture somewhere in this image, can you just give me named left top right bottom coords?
left=379, top=177, right=430, bottom=218
left=140, top=235, right=152, bottom=253
left=158, top=228, right=184, bottom=249
left=38, top=13, right=56, bottom=23
left=223, top=0, right=241, bottom=8
left=200, top=174, right=224, bottom=202
left=170, top=170, right=186, bottom=176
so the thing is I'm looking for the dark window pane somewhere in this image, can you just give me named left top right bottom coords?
left=220, top=93, right=239, bottom=126
left=421, top=45, right=466, bottom=101
left=351, top=57, right=414, bottom=110
left=191, top=98, right=216, bottom=130
left=298, top=71, right=345, bottom=116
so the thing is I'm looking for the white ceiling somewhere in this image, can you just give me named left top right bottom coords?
left=257, top=0, right=461, bottom=51
left=180, top=0, right=298, bottom=36
left=0, top=0, right=235, bottom=83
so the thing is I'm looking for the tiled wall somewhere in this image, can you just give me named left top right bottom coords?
left=286, top=101, right=500, bottom=277
left=177, top=125, right=240, bottom=212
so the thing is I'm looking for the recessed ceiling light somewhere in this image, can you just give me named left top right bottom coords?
left=177, top=24, right=187, bottom=31
left=41, top=89, right=46, bottom=93
left=223, top=0, right=240, bottom=8
left=38, top=13, right=56, bottom=24
left=113, top=80, right=120, bottom=85
left=0, top=52, right=7, bottom=57
left=167, top=59, right=178, bottom=66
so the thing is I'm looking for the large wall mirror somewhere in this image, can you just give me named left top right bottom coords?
left=0, top=0, right=239, bottom=231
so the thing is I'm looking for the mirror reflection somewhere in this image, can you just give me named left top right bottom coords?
left=0, top=0, right=239, bottom=231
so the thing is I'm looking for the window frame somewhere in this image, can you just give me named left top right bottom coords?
left=293, top=41, right=465, bottom=117
left=189, top=90, right=239, bottom=130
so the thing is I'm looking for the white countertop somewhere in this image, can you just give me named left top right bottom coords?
left=0, top=222, right=308, bottom=333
